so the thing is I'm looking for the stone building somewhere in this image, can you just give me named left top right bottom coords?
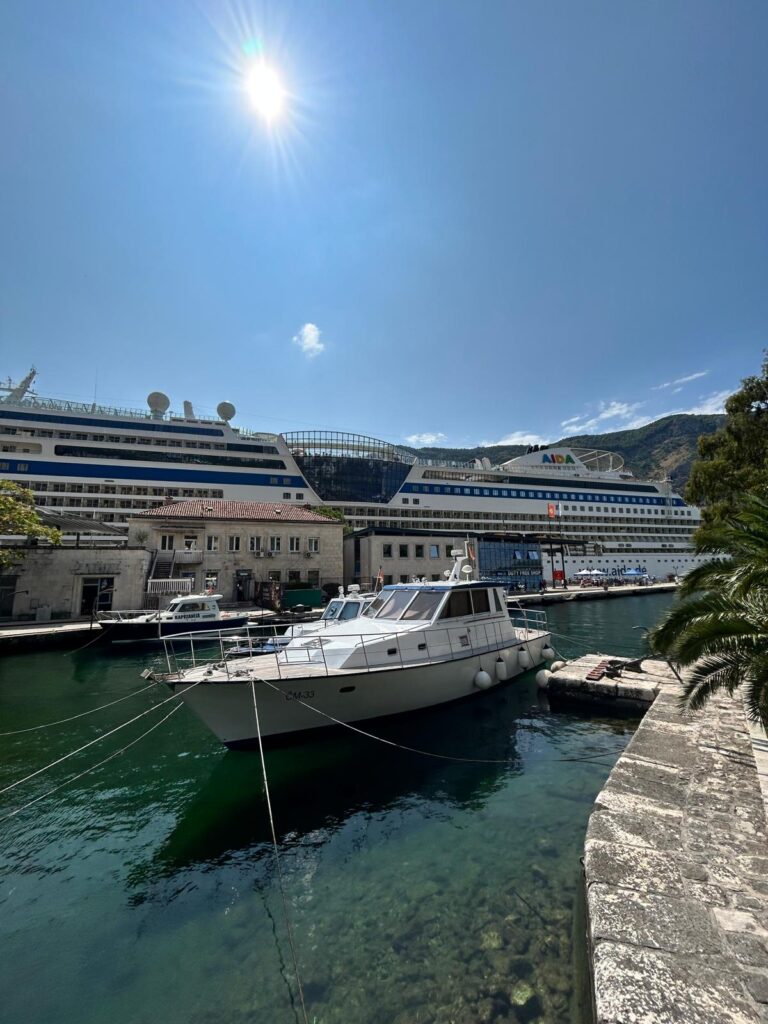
left=127, top=499, right=344, bottom=602
left=1, top=545, right=151, bottom=620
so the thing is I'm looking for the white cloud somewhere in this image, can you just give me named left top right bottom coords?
left=482, top=431, right=550, bottom=446
left=652, top=370, right=708, bottom=391
left=292, top=322, right=324, bottom=358
left=560, top=400, right=644, bottom=435
left=405, top=432, right=447, bottom=446
left=678, top=389, right=732, bottom=415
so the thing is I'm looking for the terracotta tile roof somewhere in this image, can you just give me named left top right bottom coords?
left=134, top=500, right=337, bottom=524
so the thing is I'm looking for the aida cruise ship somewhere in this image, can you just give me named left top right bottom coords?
left=0, top=371, right=704, bottom=579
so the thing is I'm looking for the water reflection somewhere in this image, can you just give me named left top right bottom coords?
left=144, top=689, right=526, bottom=879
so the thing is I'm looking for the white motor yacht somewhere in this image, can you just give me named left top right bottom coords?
left=147, top=548, right=553, bottom=747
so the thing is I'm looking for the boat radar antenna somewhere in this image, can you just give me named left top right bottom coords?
left=447, top=543, right=476, bottom=583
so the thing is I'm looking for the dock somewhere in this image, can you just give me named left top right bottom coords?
left=508, top=580, right=677, bottom=606
left=0, top=608, right=320, bottom=653
left=544, top=656, right=768, bottom=1022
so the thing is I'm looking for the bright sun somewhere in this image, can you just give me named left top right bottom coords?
left=245, top=62, right=286, bottom=122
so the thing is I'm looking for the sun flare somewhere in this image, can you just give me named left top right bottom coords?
left=245, top=62, right=286, bottom=122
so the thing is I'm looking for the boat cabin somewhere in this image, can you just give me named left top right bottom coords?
left=361, top=582, right=507, bottom=624
left=163, top=594, right=222, bottom=621
left=321, top=585, right=375, bottom=623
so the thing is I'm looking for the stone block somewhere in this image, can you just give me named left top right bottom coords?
left=588, top=885, right=722, bottom=955
left=584, top=839, right=687, bottom=897
left=586, top=806, right=682, bottom=853
left=593, top=942, right=759, bottom=1024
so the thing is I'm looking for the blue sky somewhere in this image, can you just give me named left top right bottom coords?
left=2, top=0, right=766, bottom=448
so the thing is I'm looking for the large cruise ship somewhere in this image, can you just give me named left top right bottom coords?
left=0, top=370, right=704, bottom=579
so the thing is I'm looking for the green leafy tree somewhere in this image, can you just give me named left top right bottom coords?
left=686, top=352, right=768, bottom=540
left=0, top=480, right=61, bottom=568
left=314, top=505, right=352, bottom=534
left=649, top=492, right=768, bottom=727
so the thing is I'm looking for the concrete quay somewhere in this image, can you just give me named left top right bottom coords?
left=552, top=657, right=768, bottom=1023
left=509, top=580, right=677, bottom=607
left=0, top=608, right=316, bottom=653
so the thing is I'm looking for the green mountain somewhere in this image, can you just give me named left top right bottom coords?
left=408, top=414, right=726, bottom=492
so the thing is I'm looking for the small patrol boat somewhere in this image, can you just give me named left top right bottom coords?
left=98, top=593, right=248, bottom=643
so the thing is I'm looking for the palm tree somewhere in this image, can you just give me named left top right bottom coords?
left=648, top=491, right=768, bottom=729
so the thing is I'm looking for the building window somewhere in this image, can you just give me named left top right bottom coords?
left=205, top=572, right=218, bottom=590
left=289, top=536, right=301, bottom=553
left=307, top=569, right=320, bottom=586
left=308, top=537, right=320, bottom=553
left=206, top=535, right=219, bottom=552
left=399, top=574, right=409, bottom=583
left=267, top=570, right=281, bottom=582
left=249, top=536, right=262, bottom=552
left=445, top=545, right=452, bottom=557
left=415, top=544, right=424, bottom=558
left=429, top=544, right=440, bottom=558
left=228, top=536, right=241, bottom=552
left=413, top=499, right=420, bottom=505
left=269, top=536, right=281, bottom=553
left=160, top=534, right=174, bottom=551
left=383, top=575, right=394, bottom=586
left=288, top=570, right=301, bottom=583
left=398, top=544, right=408, bottom=558
left=283, top=492, right=291, bottom=499
left=383, top=544, right=393, bottom=558
left=296, top=493, right=304, bottom=500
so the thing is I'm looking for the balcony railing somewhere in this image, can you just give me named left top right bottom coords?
left=174, top=550, right=204, bottom=564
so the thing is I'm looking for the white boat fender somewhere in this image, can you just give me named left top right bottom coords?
left=474, top=670, right=493, bottom=689
left=550, top=660, right=566, bottom=673
left=495, top=656, right=508, bottom=682
left=541, top=645, right=555, bottom=660
left=518, top=647, right=532, bottom=670
left=536, top=669, right=552, bottom=689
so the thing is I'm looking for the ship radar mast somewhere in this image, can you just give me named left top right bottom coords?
left=1, top=367, right=37, bottom=403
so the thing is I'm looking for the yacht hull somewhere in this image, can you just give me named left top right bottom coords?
left=169, top=630, right=551, bottom=747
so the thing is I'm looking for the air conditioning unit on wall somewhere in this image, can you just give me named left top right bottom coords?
left=304, top=551, right=312, bottom=559
left=266, top=551, right=273, bottom=557
left=253, top=551, right=263, bottom=558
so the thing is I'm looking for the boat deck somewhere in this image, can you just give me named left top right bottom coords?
left=164, top=627, right=552, bottom=685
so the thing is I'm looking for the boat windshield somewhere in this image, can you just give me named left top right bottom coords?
left=369, top=589, right=416, bottom=620
left=400, top=591, right=444, bottom=621
left=338, top=601, right=364, bottom=620
left=322, top=600, right=344, bottom=620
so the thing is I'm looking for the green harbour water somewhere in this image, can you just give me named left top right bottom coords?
left=0, top=593, right=674, bottom=1024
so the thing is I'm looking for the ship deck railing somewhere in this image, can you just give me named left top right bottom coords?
left=157, top=615, right=549, bottom=682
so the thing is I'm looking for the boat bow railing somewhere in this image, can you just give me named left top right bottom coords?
left=154, top=614, right=549, bottom=682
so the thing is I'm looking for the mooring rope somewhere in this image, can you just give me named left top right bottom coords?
left=250, top=680, right=309, bottom=1024
left=252, top=677, right=622, bottom=767
left=0, top=704, right=183, bottom=824
left=0, top=680, right=200, bottom=798
left=0, top=681, right=160, bottom=737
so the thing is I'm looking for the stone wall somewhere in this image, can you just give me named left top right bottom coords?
left=584, top=668, right=768, bottom=1023
left=2, top=547, right=151, bottom=620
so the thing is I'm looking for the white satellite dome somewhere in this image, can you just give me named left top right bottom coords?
left=147, top=391, right=170, bottom=416
left=217, top=401, right=236, bottom=422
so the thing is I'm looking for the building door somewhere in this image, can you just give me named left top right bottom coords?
left=0, top=575, right=18, bottom=618
left=80, top=577, right=115, bottom=616
left=160, top=535, right=175, bottom=551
